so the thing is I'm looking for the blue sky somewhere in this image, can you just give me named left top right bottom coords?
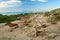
left=0, top=0, right=60, bottom=12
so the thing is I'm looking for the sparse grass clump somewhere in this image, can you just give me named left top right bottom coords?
left=44, top=8, right=60, bottom=23
left=48, top=12, right=60, bottom=23
left=44, top=12, right=50, bottom=17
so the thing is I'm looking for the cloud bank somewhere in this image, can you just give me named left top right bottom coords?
left=0, top=0, right=21, bottom=7
left=0, top=0, right=48, bottom=8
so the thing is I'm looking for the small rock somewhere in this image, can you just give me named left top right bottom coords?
left=47, top=33, right=57, bottom=38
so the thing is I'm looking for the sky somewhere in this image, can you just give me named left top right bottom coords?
left=0, top=0, right=60, bottom=12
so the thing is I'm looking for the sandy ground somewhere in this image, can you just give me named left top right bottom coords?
left=0, top=14, right=60, bottom=40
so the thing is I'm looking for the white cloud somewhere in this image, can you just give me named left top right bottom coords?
left=11, top=0, right=20, bottom=2
left=0, top=0, right=21, bottom=7
left=30, top=0, right=47, bottom=2
left=38, top=0, right=47, bottom=2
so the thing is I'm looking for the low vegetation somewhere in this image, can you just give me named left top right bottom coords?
left=47, top=8, right=60, bottom=22
left=0, top=14, right=16, bottom=23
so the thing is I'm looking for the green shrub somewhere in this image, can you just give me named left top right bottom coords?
left=0, top=14, right=16, bottom=23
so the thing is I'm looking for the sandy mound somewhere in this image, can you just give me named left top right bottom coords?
left=0, top=14, right=60, bottom=40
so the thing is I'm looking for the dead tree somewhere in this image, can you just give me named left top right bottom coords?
left=31, top=14, right=47, bottom=37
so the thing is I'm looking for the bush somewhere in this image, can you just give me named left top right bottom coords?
left=0, top=14, right=16, bottom=23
